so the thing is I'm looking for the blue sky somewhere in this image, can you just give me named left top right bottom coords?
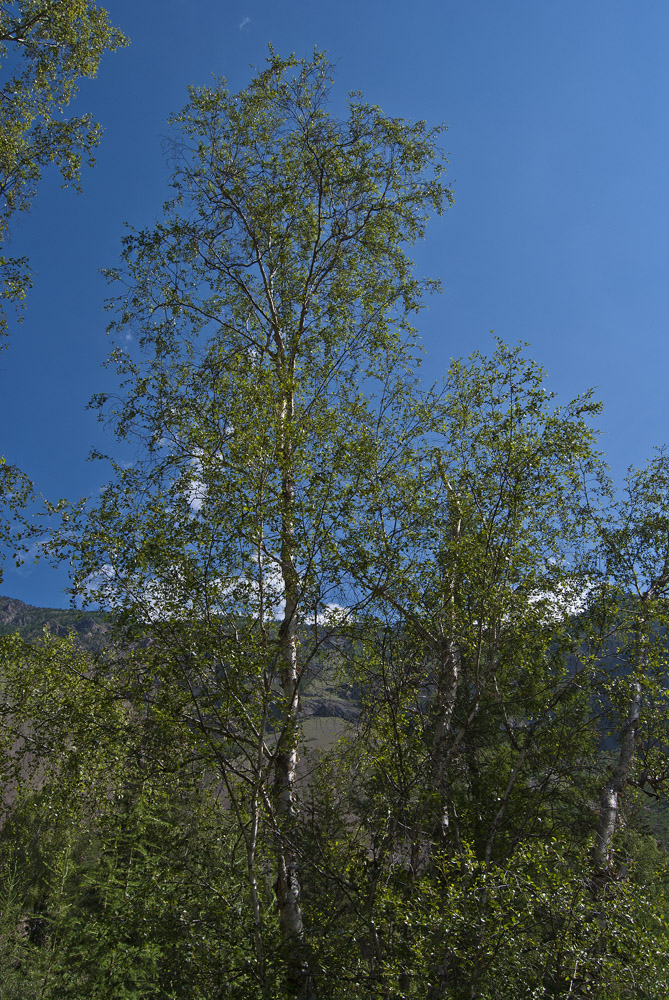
left=2, top=0, right=668, bottom=606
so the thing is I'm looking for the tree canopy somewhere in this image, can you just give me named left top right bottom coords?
left=2, top=47, right=669, bottom=1000
left=0, top=0, right=126, bottom=339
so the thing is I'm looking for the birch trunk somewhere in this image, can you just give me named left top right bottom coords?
left=593, top=665, right=642, bottom=874
left=273, top=385, right=314, bottom=997
left=431, top=481, right=461, bottom=840
left=431, top=636, right=460, bottom=839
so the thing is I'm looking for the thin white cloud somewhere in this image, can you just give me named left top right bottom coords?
left=527, top=578, right=595, bottom=625
left=82, top=562, right=117, bottom=606
left=239, top=16, right=251, bottom=30
left=185, top=472, right=206, bottom=513
left=316, top=602, right=351, bottom=626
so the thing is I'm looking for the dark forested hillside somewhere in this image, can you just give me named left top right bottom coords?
left=0, top=596, right=111, bottom=649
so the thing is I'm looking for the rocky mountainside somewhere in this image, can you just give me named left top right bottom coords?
left=0, top=596, right=111, bottom=651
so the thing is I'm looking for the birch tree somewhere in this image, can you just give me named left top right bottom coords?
left=74, top=50, right=450, bottom=997
left=330, top=347, right=669, bottom=996
left=353, top=344, right=604, bottom=850
left=592, top=453, right=669, bottom=878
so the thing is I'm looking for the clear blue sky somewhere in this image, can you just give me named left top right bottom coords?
left=2, top=0, right=668, bottom=606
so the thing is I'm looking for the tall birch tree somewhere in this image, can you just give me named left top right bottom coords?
left=74, top=50, right=450, bottom=997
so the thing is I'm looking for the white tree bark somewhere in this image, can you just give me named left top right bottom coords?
left=431, top=475, right=461, bottom=840
left=593, top=672, right=641, bottom=873
left=273, top=385, right=315, bottom=997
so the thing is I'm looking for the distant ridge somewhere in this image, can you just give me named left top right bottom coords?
left=0, top=596, right=111, bottom=651
left=0, top=597, right=360, bottom=723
